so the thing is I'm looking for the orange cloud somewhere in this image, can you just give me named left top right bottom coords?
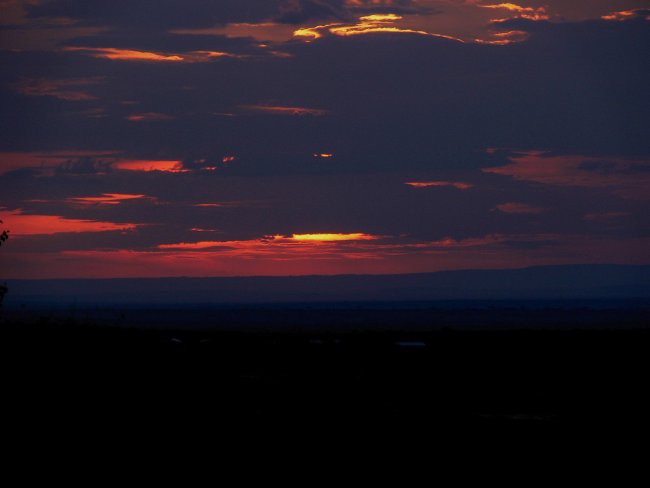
left=477, top=3, right=549, bottom=21
left=474, top=30, right=529, bottom=45
left=240, top=105, right=329, bottom=116
left=63, top=47, right=248, bottom=63
left=113, top=160, right=186, bottom=172
left=294, top=13, right=463, bottom=42
left=405, top=181, right=474, bottom=190
left=184, top=50, right=247, bottom=60
left=64, top=47, right=184, bottom=62
left=495, top=202, right=545, bottom=215
left=126, top=112, right=175, bottom=122
left=483, top=151, right=650, bottom=199
left=602, top=9, right=650, bottom=21
left=5, top=210, right=137, bottom=236
left=66, top=194, right=149, bottom=206
left=293, top=23, right=339, bottom=39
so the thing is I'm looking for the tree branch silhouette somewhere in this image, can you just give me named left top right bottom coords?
left=0, top=219, right=9, bottom=247
left=0, top=219, right=8, bottom=308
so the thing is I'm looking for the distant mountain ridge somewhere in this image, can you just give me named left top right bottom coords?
left=4, top=265, right=650, bottom=308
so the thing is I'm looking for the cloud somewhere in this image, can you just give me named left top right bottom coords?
left=1, top=6, right=650, bottom=278
left=601, top=8, right=650, bottom=21
left=25, top=0, right=285, bottom=29
left=63, top=46, right=184, bottom=62
left=126, top=112, right=175, bottom=122
left=292, top=12, right=464, bottom=40
left=66, top=193, right=150, bottom=206
left=405, top=181, right=474, bottom=190
left=476, top=3, right=549, bottom=21
left=113, top=159, right=185, bottom=172
left=14, top=77, right=102, bottom=101
left=4, top=209, right=138, bottom=235
left=494, top=202, right=545, bottom=214
left=483, top=152, right=650, bottom=200
left=0, top=151, right=118, bottom=175
left=239, top=105, right=329, bottom=116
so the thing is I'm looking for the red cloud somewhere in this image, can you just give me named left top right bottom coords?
left=5, top=210, right=138, bottom=236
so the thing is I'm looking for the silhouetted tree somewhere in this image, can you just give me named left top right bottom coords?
left=0, top=219, right=8, bottom=308
left=0, top=219, right=8, bottom=247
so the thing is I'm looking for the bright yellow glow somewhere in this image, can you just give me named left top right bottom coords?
left=290, top=233, right=378, bottom=242
left=478, top=3, right=548, bottom=21
left=474, top=30, right=529, bottom=45
left=293, top=26, right=324, bottom=39
left=293, top=14, right=463, bottom=42
left=359, top=14, right=402, bottom=22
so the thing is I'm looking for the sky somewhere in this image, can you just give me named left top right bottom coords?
left=0, top=0, right=649, bottom=279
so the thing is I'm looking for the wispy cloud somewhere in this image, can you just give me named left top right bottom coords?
left=14, top=77, right=102, bottom=101
left=405, top=181, right=474, bottom=190
left=5, top=210, right=138, bottom=236
left=240, top=105, right=329, bottom=116
left=495, top=202, right=545, bottom=215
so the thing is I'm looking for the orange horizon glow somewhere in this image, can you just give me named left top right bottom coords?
left=159, top=233, right=380, bottom=250
left=7, top=231, right=648, bottom=280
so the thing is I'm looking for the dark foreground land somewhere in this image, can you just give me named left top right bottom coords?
left=2, top=302, right=650, bottom=441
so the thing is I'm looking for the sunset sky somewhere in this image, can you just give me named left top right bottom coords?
left=1, top=0, right=649, bottom=279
